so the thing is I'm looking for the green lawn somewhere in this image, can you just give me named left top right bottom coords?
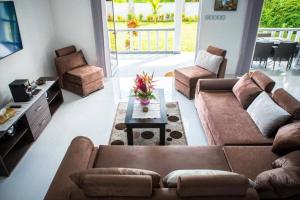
left=108, top=22, right=198, bottom=52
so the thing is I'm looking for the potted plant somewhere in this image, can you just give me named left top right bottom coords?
left=133, top=72, right=156, bottom=105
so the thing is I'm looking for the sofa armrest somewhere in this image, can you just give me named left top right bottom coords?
left=177, top=174, right=250, bottom=197
left=196, top=78, right=238, bottom=93
left=44, top=136, right=96, bottom=200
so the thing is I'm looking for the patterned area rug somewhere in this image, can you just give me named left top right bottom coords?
left=109, top=102, right=187, bottom=145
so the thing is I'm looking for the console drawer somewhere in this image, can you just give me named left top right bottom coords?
left=29, top=107, right=51, bottom=140
left=26, top=94, right=48, bottom=125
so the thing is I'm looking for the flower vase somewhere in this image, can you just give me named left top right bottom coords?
left=140, top=98, right=150, bottom=106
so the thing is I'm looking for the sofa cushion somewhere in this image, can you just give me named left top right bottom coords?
left=251, top=71, right=275, bottom=93
left=247, top=92, right=291, bottom=137
left=177, top=174, right=250, bottom=197
left=163, top=169, right=253, bottom=188
left=55, top=50, right=87, bottom=75
left=94, top=145, right=230, bottom=178
left=233, top=73, right=262, bottom=109
left=224, top=146, right=278, bottom=180
left=64, top=65, right=103, bottom=86
left=272, top=122, right=300, bottom=154
left=272, top=88, right=300, bottom=120
left=272, top=151, right=300, bottom=168
left=71, top=174, right=152, bottom=197
left=55, top=45, right=76, bottom=57
left=194, top=50, right=223, bottom=74
left=255, top=167, right=300, bottom=199
left=195, top=91, right=273, bottom=146
left=174, top=66, right=216, bottom=87
left=70, top=167, right=161, bottom=188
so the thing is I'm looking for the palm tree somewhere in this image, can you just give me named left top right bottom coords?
left=149, top=0, right=161, bottom=23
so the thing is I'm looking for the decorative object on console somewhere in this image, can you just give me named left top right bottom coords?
left=9, top=79, right=32, bottom=102
left=0, top=108, right=16, bottom=125
left=247, top=92, right=291, bottom=137
left=133, top=72, right=156, bottom=106
left=54, top=45, right=104, bottom=97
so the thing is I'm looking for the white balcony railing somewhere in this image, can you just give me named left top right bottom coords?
left=258, top=28, right=300, bottom=42
left=108, top=27, right=176, bottom=54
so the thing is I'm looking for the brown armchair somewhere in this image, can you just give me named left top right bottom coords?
left=54, top=46, right=104, bottom=97
left=175, top=45, right=227, bottom=99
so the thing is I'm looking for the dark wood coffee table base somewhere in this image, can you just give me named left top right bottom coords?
left=126, top=124, right=166, bottom=145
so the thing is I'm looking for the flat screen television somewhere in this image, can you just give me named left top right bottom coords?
left=0, top=1, right=23, bottom=59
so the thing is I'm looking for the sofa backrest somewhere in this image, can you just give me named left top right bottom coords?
left=55, top=45, right=77, bottom=57
left=206, top=45, right=227, bottom=78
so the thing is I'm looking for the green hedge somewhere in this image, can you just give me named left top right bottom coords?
left=260, top=0, right=300, bottom=28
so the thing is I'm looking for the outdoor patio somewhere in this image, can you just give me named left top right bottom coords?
left=115, top=52, right=194, bottom=77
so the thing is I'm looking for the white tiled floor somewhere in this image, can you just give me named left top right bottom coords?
left=0, top=77, right=205, bottom=200
left=0, top=57, right=299, bottom=200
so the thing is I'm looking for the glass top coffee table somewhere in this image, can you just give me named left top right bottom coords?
left=125, top=89, right=168, bottom=145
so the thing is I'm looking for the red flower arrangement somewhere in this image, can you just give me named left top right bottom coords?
left=133, top=72, right=156, bottom=105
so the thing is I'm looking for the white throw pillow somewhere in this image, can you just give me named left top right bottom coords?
left=247, top=92, right=291, bottom=137
left=194, top=50, right=223, bottom=74
left=163, top=169, right=255, bottom=188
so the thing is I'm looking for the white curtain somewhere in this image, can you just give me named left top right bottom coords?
left=91, top=0, right=111, bottom=77
left=235, top=0, right=264, bottom=75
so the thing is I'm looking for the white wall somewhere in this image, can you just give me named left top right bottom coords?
left=50, top=0, right=97, bottom=66
left=0, top=0, right=57, bottom=106
left=197, top=0, right=248, bottom=75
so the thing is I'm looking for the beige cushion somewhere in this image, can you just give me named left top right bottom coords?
left=272, top=122, right=300, bottom=154
left=233, top=73, right=262, bottom=109
left=70, top=167, right=161, bottom=188
left=247, top=92, right=291, bottom=137
left=163, top=169, right=253, bottom=188
left=195, top=50, right=223, bottom=74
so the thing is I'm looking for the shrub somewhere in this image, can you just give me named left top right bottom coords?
left=146, top=14, right=155, bottom=22
left=107, top=14, right=113, bottom=22
left=127, top=12, right=135, bottom=20
left=159, top=14, right=164, bottom=22
left=117, top=15, right=124, bottom=22
left=139, top=13, right=144, bottom=21
left=165, top=13, right=171, bottom=21
left=171, top=13, right=174, bottom=21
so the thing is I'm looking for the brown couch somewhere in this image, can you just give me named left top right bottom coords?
left=175, top=46, right=227, bottom=99
left=194, top=76, right=300, bottom=146
left=44, top=136, right=259, bottom=200
left=55, top=46, right=104, bottom=97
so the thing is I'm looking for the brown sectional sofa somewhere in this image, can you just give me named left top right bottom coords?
left=194, top=78, right=276, bottom=146
left=44, top=137, right=259, bottom=200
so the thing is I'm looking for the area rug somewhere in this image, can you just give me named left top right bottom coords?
left=109, top=102, right=187, bottom=145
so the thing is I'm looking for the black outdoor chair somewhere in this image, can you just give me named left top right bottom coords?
left=271, top=42, right=298, bottom=70
left=252, top=41, right=274, bottom=68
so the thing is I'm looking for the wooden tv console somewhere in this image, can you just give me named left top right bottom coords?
left=0, top=77, right=63, bottom=176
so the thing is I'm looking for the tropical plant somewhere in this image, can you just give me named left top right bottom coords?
left=133, top=72, right=156, bottom=101
left=149, top=0, right=162, bottom=23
